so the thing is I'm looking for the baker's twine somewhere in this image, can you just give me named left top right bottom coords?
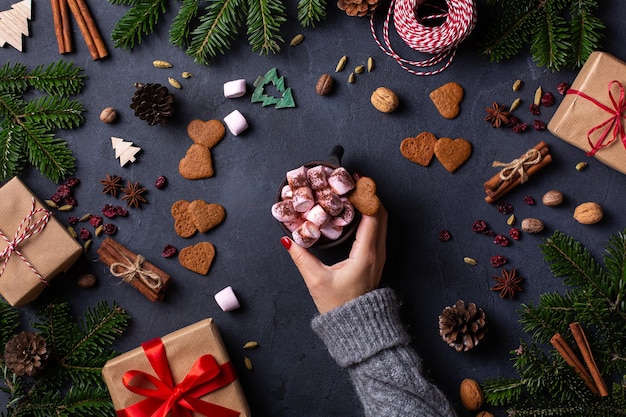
left=492, top=148, right=543, bottom=184
left=0, top=198, right=51, bottom=284
left=370, top=0, right=477, bottom=76
left=110, top=252, right=163, bottom=290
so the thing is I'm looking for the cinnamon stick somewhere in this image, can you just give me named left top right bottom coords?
left=51, top=0, right=72, bottom=53
left=550, top=333, right=599, bottom=395
left=97, top=237, right=170, bottom=302
left=569, top=322, right=609, bottom=396
left=60, top=0, right=72, bottom=53
left=66, top=0, right=108, bottom=60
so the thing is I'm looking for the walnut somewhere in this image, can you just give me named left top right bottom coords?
left=370, top=87, right=399, bottom=113
left=573, top=202, right=603, bottom=224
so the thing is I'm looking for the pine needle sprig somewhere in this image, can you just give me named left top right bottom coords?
left=0, top=303, right=18, bottom=348
left=0, top=63, right=28, bottom=95
left=110, top=0, right=168, bottom=49
left=297, top=0, right=327, bottom=27
left=247, top=0, right=286, bottom=54
left=26, top=61, right=86, bottom=97
left=169, top=0, right=199, bottom=46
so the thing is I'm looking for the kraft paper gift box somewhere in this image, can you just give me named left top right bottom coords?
left=548, top=51, right=626, bottom=175
left=102, top=318, right=251, bottom=417
left=0, top=177, right=82, bottom=307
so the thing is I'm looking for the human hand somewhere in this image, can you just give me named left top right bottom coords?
left=280, top=204, right=388, bottom=314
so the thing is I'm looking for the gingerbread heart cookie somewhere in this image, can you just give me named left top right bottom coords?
left=179, top=144, right=214, bottom=180
left=400, top=132, right=437, bottom=166
left=171, top=200, right=196, bottom=238
left=178, top=242, right=216, bottom=275
left=189, top=200, right=226, bottom=233
left=348, top=176, right=380, bottom=216
left=429, top=82, right=464, bottom=119
left=187, top=119, right=226, bottom=149
left=434, top=137, right=472, bottom=173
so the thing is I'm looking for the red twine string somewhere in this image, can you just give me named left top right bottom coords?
left=0, top=198, right=51, bottom=284
left=117, top=337, right=240, bottom=417
left=370, top=0, right=477, bottom=76
left=567, top=80, right=626, bottom=156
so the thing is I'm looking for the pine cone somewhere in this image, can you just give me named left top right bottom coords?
left=337, top=0, right=380, bottom=17
left=130, top=83, right=175, bottom=126
left=438, top=300, right=488, bottom=352
left=3, top=331, right=50, bottom=377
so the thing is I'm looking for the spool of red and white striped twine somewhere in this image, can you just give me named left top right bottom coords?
left=370, top=0, right=477, bottom=76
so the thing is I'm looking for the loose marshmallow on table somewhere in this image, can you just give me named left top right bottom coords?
left=224, top=79, right=247, bottom=98
left=224, top=110, right=248, bottom=136
left=214, top=286, right=240, bottom=311
left=292, top=187, right=315, bottom=212
left=328, top=167, right=355, bottom=195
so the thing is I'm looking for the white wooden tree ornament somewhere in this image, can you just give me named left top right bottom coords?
left=111, top=137, right=141, bottom=167
left=0, top=0, right=32, bottom=52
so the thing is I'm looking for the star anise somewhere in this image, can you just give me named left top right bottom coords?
left=491, top=268, right=523, bottom=299
left=121, top=180, right=147, bottom=208
left=99, top=174, right=123, bottom=197
left=484, top=102, right=511, bottom=128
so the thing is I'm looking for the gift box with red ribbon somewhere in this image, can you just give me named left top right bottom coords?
left=0, top=177, right=82, bottom=307
left=102, top=318, right=251, bottom=417
left=548, top=51, right=626, bottom=175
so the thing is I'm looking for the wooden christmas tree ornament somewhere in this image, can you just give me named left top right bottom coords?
left=0, top=0, right=32, bottom=52
left=111, top=137, right=141, bottom=167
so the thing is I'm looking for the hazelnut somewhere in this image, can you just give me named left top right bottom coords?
left=99, top=107, right=118, bottom=124
left=573, top=202, right=603, bottom=224
left=370, top=87, right=399, bottom=113
left=459, top=378, right=484, bottom=411
left=542, top=190, right=564, bottom=206
left=316, top=74, right=334, bottom=96
left=521, top=218, right=545, bottom=233
left=77, top=273, right=97, bottom=288
left=477, top=412, right=495, bottom=417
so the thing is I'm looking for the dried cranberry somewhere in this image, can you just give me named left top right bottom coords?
left=79, top=228, right=91, bottom=240
left=162, top=245, right=178, bottom=258
left=533, top=120, right=546, bottom=131
left=494, top=234, right=510, bottom=247
left=523, top=195, right=536, bottom=205
left=490, top=255, right=507, bottom=267
left=512, top=122, right=529, bottom=133
left=89, top=215, right=102, bottom=227
left=155, top=175, right=168, bottom=189
left=508, top=116, right=521, bottom=126
left=64, top=177, right=80, bottom=187
left=102, top=223, right=117, bottom=235
left=64, top=196, right=77, bottom=207
left=50, top=193, right=63, bottom=203
left=497, top=202, right=514, bottom=215
left=557, top=82, right=570, bottom=95
left=472, top=220, right=488, bottom=233
left=115, top=206, right=128, bottom=217
left=439, top=229, right=452, bottom=242
left=541, top=92, right=555, bottom=107
left=509, top=227, right=521, bottom=240
left=484, top=230, right=496, bottom=237
left=529, top=103, right=540, bottom=115
left=102, top=204, right=118, bottom=218
left=56, top=184, right=71, bottom=198
left=67, top=216, right=79, bottom=225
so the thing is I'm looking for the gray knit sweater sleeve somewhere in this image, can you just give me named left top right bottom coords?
left=311, top=288, right=457, bottom=417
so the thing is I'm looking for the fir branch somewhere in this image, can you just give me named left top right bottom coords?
left=26, top=61, right=86, bottom=97
left=0, top=63, right=28, bottom=95
left=169, top=0, right=200, bottom=46
left=111, top=0, right=168, bottom=49
left=23, top=96, right=85, bottom=131
left=0, top=301, right=19, bottom=348
left=529, top=3, right=570, bottom=70
left=20, top=122, right=75, bottom=184
left=247, top=0, right=286, bottom=55
left=0, top=118, right=26, bottom=181
left=297, top=0, right=327, bottom=27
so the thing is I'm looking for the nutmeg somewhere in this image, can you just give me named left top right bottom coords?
left=459, top=378, right=484, bottom=411
left=542, top=190, right=564, bottom=207
left=370, top=87, right=399, bottom=113
left=316, top=74, right=334, bottom=96
left=573, top=202, right=603, bottom=224
left=100, top=107, right=118, bottom=124
left=521, top=217, right=544, bottom=233
left=476, top=412, right=495, bottom=417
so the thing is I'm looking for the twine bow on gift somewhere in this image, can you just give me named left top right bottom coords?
left=117, top=337, right=240, bottom=417
left=110, top=253, right=163, bottom=290
left=567, top=80, right=626, bottom=156
left=0, top=198, right=51, bottom=284
left=492, top=148, right=543, bottom=184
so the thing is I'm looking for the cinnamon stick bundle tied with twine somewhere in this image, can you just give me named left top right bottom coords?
left=484, top=141, right=552, bottom=203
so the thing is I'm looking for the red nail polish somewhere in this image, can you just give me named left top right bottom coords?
left=280, top=236, right=292, bottom=250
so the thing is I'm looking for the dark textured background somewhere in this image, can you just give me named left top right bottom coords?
left=1, top=0, right=625, bottom=415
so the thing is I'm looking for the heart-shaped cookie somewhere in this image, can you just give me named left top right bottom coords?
left=400, top=132, right=437, bottom=166
left=434, top=137, right=472, bottom=173
left=429, top=82, right=464, bottom=119
left=187, top=119, right=226, bottom=149
left=189, top=200, right=226, bottom=233
left=171, top=200, right=197, bottom=238
left=348, top=176, right=380, bottom=216
left=178, top=242, right=216, bottom=275
left=179, top=144, right=214, bottom=180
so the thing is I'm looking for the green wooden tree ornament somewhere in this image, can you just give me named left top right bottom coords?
left=251, top=68, right=295, bottom=109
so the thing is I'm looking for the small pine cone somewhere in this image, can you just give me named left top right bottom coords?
left=337, top=0, right=380, bottom=17
left=438, top=300, right=488, bottom=352
left=130, top=83, right=175, bottom=126
left=3, top=331, right=50, bottom=377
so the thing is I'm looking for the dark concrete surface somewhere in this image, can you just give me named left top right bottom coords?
left=1, top=0, right=625, bottom=416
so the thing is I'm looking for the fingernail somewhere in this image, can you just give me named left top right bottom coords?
left=280, top=236, right=292, bottom=250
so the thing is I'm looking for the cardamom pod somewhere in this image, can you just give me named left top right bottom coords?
left=83, top=239, right=93, bottom=251
left=534, top=86, right=542, bottom=106
left=243, top=341, right=259, bottom=350
left=575, top=161, right=588, bottom=171
left=354, top=65, right=364, bottom=74
left=244, top=357, right=253, bottom=371
left=181, top=71, right=193, bottom=79
left=168, top=77, right=182, bottom=89
left=507, top=214, right=516, bottom=226
left=367, top=56, right=374, bottom=72
left=58, top=204, right=74, bottom=212
left=348, top=72, right=355, bottom=83
left=290, top=34, right=304, bottom=46
left=509, top=98, right=521, bottom=112
left=95, top=225, right=104, bottom=237
left=45, top=200, right=58, bottom=209
left=464, top=257, right=478, bottom=265
left=78, top=213, right=92, bottom=222
left=512, top=79, right=522, bottom=91
left=67, top=226, right=77, bottom=239
left=335, top=55, right=348, bottom=72
left=153, top=60, right=172, bottom=68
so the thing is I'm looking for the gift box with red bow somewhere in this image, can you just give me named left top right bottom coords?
left=102, top=318, right=251, bottom=417
left=0, top=177, right=82, bottom=307
left=548, top=51, right=626, bottom=175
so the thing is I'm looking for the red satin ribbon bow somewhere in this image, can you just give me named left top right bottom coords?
left=118, top=337, right=240, bottom=417
left=567, top=80, right=626, bottom=156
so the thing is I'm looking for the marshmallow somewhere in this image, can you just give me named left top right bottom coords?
left=304, top=204, right=330, bottom=227
left=224, top=79, right=246, bottom=98
left=214, top=286, right=240, bottom=311
left=286, top=166, right=308, bottom=189
left=292, top=221, right=321, bottom=248
left=307, top=165, right=328, bottom=190
left=320, top=222, right=343, bottom=240
left=328, top=167, right=355, bottom=196
left=292, top=187, right=315, bottom=212
left=332, top=200, right=355, bottom=226
left=224, top=110, right=248, bottom=136
left=281, top=184, right=293, bottom=199
left=317, top=193, right=344, bottom=216
left=271, top=200, right=300, bottom=222
left=283, top=218, right=304, bottom=232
